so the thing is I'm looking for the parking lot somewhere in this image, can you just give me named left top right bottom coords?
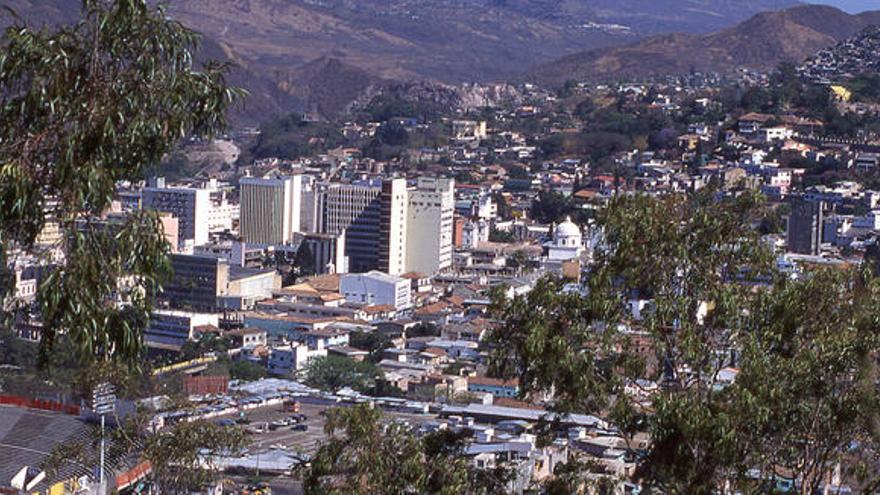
left=226, top=401, right=330, bottom=455
left=216, top=400, right=437, bottom=457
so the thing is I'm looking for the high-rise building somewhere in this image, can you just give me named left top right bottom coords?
left=405, top=177, right=454, bottom=274
left=142, top=177, right=212, bottom=248
left=787, top=197, right=824, bottom=255
left=318, top=177, right=449, bottom=275
left=299, top=175, right=320, bottom=234
left=239, top=175, right=302, bottom=245
left=319, top=181, right=382, bottom=273
left=380, top=178, right=409, bottom=275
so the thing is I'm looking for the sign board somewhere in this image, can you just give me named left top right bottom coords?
left=90, top=382, right=116, bottom=416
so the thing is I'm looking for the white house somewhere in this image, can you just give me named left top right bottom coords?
left=268, top=342, right=326, bottom=376
left=340, top=271, right=412, bottom=310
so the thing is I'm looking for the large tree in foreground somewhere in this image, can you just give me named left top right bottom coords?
left=0, top=0, right=242, bottom=366
left=299, top=404, right=510, bottom=495
left=489, top=191, right=880, bottom=493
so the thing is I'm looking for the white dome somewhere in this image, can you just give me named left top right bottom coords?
left=555, top=216, right=580, bottom=238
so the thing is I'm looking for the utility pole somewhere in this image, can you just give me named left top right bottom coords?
left=91, top=382, right=116, bottom=495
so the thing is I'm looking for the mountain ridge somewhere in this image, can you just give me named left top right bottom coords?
left=526, top=4, right=880, bottom=86
left=2, top=0, right=809, bottom=123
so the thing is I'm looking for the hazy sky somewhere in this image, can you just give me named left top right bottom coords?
left=807, top=0, right=879, bottom=13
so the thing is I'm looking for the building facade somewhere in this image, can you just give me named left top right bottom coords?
left=340, top=271, right=412, bottom=310
left=142, top=177, right=212, bottom=248
left=320, top=182, right=382, bottom=273
left=787, top=198, right=824, bottom=255
left=405, top=177, right=454, bottom=275
left=380, top=178, right=409, bottom=275
left=239, top=175, right=302, bottom=245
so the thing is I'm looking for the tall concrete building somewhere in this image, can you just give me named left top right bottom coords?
left=787, top=197, right=824, bottom=255
left=239, top=175, right=302, bottom=246
left=317, top=177, right=455, bottom=275
left=299, top=175, right=320, bottom=234
left=380, top=178, right=409, bottom=275
left=405, top=177, right=455, bottom=274
left=319, top=181, right=382, bottom=273
left=142, top=177, right=212, bottom=248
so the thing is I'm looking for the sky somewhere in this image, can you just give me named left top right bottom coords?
left=807, top=0, right=880, bottom=13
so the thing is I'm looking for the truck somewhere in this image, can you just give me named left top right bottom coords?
left=283, top=399, right=301, bottom=413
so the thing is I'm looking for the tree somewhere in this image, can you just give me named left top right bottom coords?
left=489, top=190, right=880, bottom=493
left=574, top=99, right=596, bottom=122
left=407, top=322, right=440, bottom=338
left=348, top=331, right=393, bottom=363
left=488, top=228, right=515, bottom=243
left=303, top=356, right=383, bottom=393
left=145, top=420, right=248, bottom=492
left=299, top=404, right=509, bottom=494
left=229, top=360, right=267, bottom=382
left=44, top=412, right=248, bottom=494
left=180, top=333, right=232, bottom=361
left=0, top=0, right=242, bottom=366
left=492, top=192, right=514, bottom=220
left=728, top=267, right=880, bottom=494
left=530, top=191, right=574, bottom=224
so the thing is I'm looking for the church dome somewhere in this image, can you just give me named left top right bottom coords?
left=555, top=216, right=580, bottom=239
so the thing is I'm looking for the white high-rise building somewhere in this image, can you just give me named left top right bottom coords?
left=380, top=178, right=409, bottom=276
left=142, top=178, right=212, bottom=248
left=239, top=175, right=302, bottom=246
left=405, top=177, right=455, bottom=275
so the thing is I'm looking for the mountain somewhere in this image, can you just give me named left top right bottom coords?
left=800, top=25, right=880, bottom=82
left=2, top=0, right=804, bottom=122
left=527, top=5, right=880, bottom=85
left=276, top=57, right=386, bottom=117
left=197, top=38, right=304, bottom=125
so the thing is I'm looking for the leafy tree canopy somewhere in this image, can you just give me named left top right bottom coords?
left=489, top=190, right=880, bottom=492
left=304, top=355, right=383, bottom=393
left=299, top=404, right=510, bottom=495
left=0, top=0, right=242, bottom=367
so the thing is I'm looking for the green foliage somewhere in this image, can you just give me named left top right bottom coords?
left=0, top=328, right=37, bottom=369
left=229, top=360, right=267, bottom=382
left=362, top=93, right=447, bottom=122
left=348, top=331, right=393, bottom=363
left=145, top=152, right=201, bottom=182
left=251, top=113, right=346, bottom=159
left=299, top=404, right=509, bottom=494
left=488, top=228, right=515, bottom=243
left=407, top=322, right=440, bottom=338
left=303, top=355, right=383, bottom=393
left=295, top=242, right=316, bottom=279
left=146, top=419, right=248, bottom=492
left=376, top=122, right=410, bottom=146
left=540, top=131, right=631, bottom=161
left=530, top=191, right=589, bottom=225
left=0, top=0, right=241, bottom=366
left=573, top=99, right=596, bottom=121
left=180, top=333, right=232, bottom=361
left=846, top=73, right=880, bottom=103
left=492, top=192, right=514, bottom=220
left=490, top=190, right=880, bottom=492
left=727, top=268, right=880, bottom=493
